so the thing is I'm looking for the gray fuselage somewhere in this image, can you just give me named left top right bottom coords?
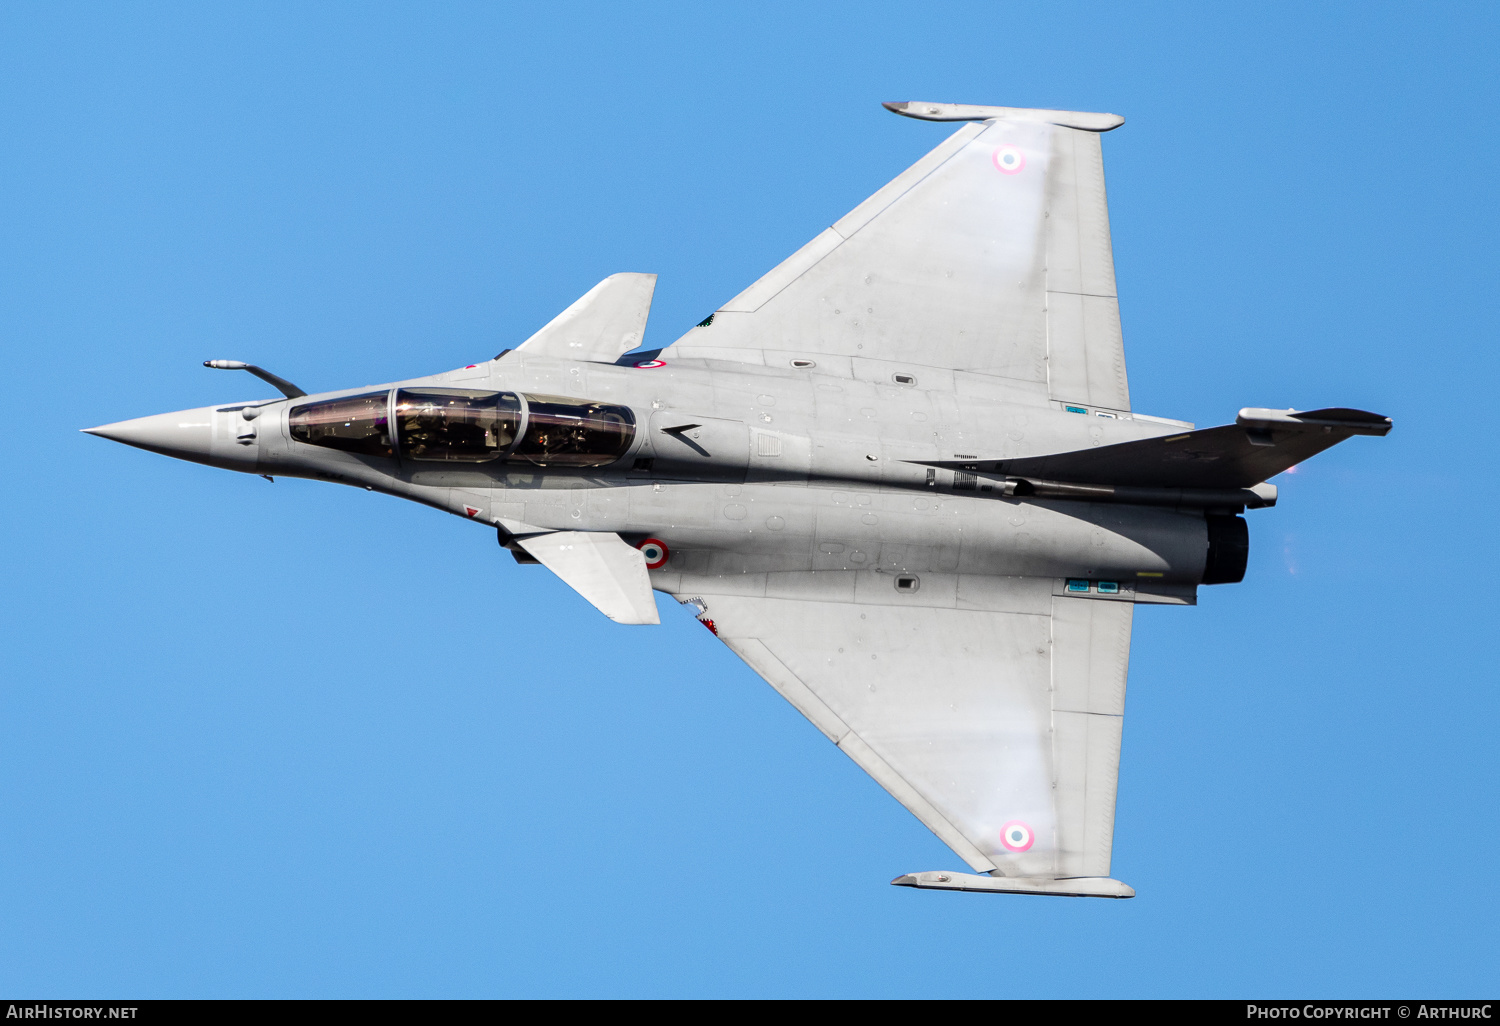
left=150, top=350, right=1215, bottom=594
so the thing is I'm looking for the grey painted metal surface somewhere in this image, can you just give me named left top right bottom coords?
left=664, top=108, right=1132, bottom=414
left=514, top=531, right=659, bottom=625
left=84, top=102, right=1390, bottom=897
left=517, top=272, right=658, bottom=363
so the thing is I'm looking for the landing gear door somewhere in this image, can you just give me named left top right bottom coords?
left=648, top=411, right=749, bottom=483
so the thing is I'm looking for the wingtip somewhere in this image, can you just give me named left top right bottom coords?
left=890, top=874, right=919, bottom=887
left=883, top=101, right=1126, bottom=131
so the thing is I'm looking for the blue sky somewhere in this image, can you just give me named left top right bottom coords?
left=1, top=1, right=1496, bottom=998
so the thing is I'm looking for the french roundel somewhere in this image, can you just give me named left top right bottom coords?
left=635, top=359, right=666, bottom=369
left=992, top=145, right=1025, bottom=176
left=638, top=538, right=669, bottom=569
left=999, top=820, right=1034, bottom=852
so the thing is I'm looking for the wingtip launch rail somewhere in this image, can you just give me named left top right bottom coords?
left=892, top=871, right=1136, bottom=899
left=883, top=100, right=1126, bottom=132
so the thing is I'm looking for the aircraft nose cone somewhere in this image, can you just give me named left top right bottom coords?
left=84, top=408, right=215, bottom=460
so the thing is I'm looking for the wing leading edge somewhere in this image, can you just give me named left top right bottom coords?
left=663, top=103, right=1130, bottom=412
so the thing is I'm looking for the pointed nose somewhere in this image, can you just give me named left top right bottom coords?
left=84, top=407, right=215, bottom=461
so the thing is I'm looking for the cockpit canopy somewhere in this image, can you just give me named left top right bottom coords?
left=287, top=391, right=392, bottom=457
left=289, top=388, right=635, bottom=468
left=396, top=388, right=520, bottom=462
left=504, top=393, right=636, bottom=468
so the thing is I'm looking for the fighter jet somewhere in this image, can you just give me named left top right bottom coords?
left=85, top=101, right=1390, bottom=898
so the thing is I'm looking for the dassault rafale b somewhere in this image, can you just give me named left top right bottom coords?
left=87, top=101, right=1390, bottom=897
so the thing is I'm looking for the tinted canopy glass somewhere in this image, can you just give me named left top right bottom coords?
left=510, top=394, right=635, bottom=468
left=289, top=392, right=392, bottom=458
left=395, top=388, right=520, bottom=463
